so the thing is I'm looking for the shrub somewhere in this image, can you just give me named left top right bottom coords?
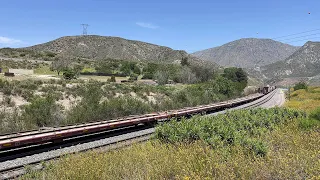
left=45, top=51, right=56, bottom=57
left=128, top=74, right=138, bottom=81
left=293, top=82, right=308, bottom=91
left=309, top=107, right=320, bottom=121
left=110, top=75, right=116, bottom=82
left=155, top=108, right=305, bottom=157
left=63, top=69, right=77, bottom=80
left=298, top=118, right=319, bottom=130
left=222, top=67, right=248, bottom=91
left=22, top=95, right=63, bottom=127
left=142, top=72, right=153, bottom=79
left=154, top=70, right=169, bottom=85
left=98, top=96, right=153, bottom=119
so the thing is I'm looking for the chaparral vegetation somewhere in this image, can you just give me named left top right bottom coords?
left=23, top=85, right=320, bottom=180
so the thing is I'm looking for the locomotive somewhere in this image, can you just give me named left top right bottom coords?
left=257, top=86, right=277, bottom=94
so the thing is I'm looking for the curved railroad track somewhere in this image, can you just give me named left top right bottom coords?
left=0, top=89, right=279, bottom=179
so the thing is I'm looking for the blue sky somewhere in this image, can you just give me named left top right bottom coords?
left=0, top=0, right=319, bottom=52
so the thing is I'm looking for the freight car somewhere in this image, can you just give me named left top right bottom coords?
left=0, top=86, right=276, bottom=150
left=256, top=86, right=276, bottom=94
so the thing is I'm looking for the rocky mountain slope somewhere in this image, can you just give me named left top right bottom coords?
left=24, top=35, right=201, bottom=64
left=264, top=41, right=320, bottom=77
left=192, top=38, right=299, bottom=68
left=247, top=41, right=320, bottom=86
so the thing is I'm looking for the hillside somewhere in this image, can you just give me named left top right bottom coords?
left=247, top=41, right=320, bottom=86
left=23, top=35, right=201, bottom=64
left=263, top=41, right=320, bottom=77
left=192, top=38, right=299, bottom=68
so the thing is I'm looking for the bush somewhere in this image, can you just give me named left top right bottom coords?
left=128, top=74, right=138, bottom=81
left=65, top=85, right=102, bottom=124
left=298, top=118, right=319, bottom=130
left=22, top=95, right=63, bottom=127
left=98, top=96, right=153, bottom=119
left=154, top=71, right=169, bottom=85
left=155, top=108, right=305, bottom=157
left=110, top=75, right=116, bottom=82
left=293, top=82, right=308, bottom=91
left=142, top=72, right=153, bottom=79
left=63, top=69, right=77, bottom=80
left=309, top=107, right=320, bottom=121
left=222, top=67, right=248, bottom=91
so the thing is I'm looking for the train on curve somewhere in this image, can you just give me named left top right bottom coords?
left=257, top=86, right=276, bottom=94
left=0, top=86, right=276, bottom=150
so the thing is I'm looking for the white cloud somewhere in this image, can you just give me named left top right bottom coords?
left=0, top=36, right=23, bottom=45
left=136, top=22, right=159, bottom=29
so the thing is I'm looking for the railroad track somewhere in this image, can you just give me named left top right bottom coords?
left=0, top=88, right=278, bottom=179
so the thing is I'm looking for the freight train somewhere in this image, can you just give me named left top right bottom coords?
left=257, top=86, right=276, bottom=94
left=0, top=86, right=276, bottom=150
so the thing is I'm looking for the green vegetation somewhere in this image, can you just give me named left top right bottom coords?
left=0, top=59, right=45, bottom=71
left=22, top=95, right=62, bottom=128
left=0, top=70, right=247, bottom=134
left=285, top=86, right=320, bottom=112
left=0, top=48, right=57, bottom=61
left=293, top=81, right=308, bottom=91
left=22, top=85, right=320, bottom=179
left=34, top=65, right=57, bottom=75
left=22, top=107, right=320, bottom=180
left=110, top=75, right=116, bottom=82
left=155, top=108, right=305, bottom=156
left=93, top=59, right=215, bottom=84
left=222, top=67, right=248, bottom=91
left=63, top=69, right=78, bottom=80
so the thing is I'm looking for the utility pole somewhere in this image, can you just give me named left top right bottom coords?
left=81, top=24, right=89, bottom=35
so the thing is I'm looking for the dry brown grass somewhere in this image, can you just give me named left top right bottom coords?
left=21, top=87, right=320, bottom=180
left=22, top=119, right=320, bottom=180
left=285, top=87, right=320, bottom=112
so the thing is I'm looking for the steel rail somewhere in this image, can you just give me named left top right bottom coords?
left=0, top=132, right=153, bottom=180
left=0, top=88, right=278, bottom=180
left=0, top=94, right=261, bottom=141
left=0, top=93, right=264, bottom=149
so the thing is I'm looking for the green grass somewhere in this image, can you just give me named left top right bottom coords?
left=34, top=66, right=58, bottom=75
left=285, top=87, right=320, bottom=112
left=22, top=108, right=320, bottom=180
left=155, top=108, right=306, bottom=156
left=21, top=86, right=320, bottom=179
left=81, top=67, right=96, bottom=73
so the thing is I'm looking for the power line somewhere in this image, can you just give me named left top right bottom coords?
left=81, top=24, right=89, bottom=35
left=284, top=37, right=320, bottom=44
left=280, top=32, right=320, bottom=41
left=272, top=28, right=320, bottom=40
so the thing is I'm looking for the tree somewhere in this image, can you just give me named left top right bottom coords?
left=63, top=69, right=77, bottom=80
left=181, top=57, right=190, bottom=66
left=293, top=82, right=308, bottom=91
left=110, top=75, right=116, bottom=82
left=23, top=95, right=62, bottom=127
left=154, top=70, right=169, bottom=85
left=212, top=76, right=236, bottom=97
left=175, top=66, right=198, bottom=84
left=51, top=57, right=72, bottom=75
left=120, top=61, right=136, bottom=76
left=222, top=67, right=248, bottom=91
left=129, top=74, right=138, bottom=81
left=191, top=65, right=214, bottom=82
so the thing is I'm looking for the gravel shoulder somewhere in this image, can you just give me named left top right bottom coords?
left=0, top=90, right=284, bottom=176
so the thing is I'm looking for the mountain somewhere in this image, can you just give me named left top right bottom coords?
left=24, top=35, right=204, bottom=64
left=248, top=41, right=320, bottom=86
left=192, top=38, right=299, bottom=68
